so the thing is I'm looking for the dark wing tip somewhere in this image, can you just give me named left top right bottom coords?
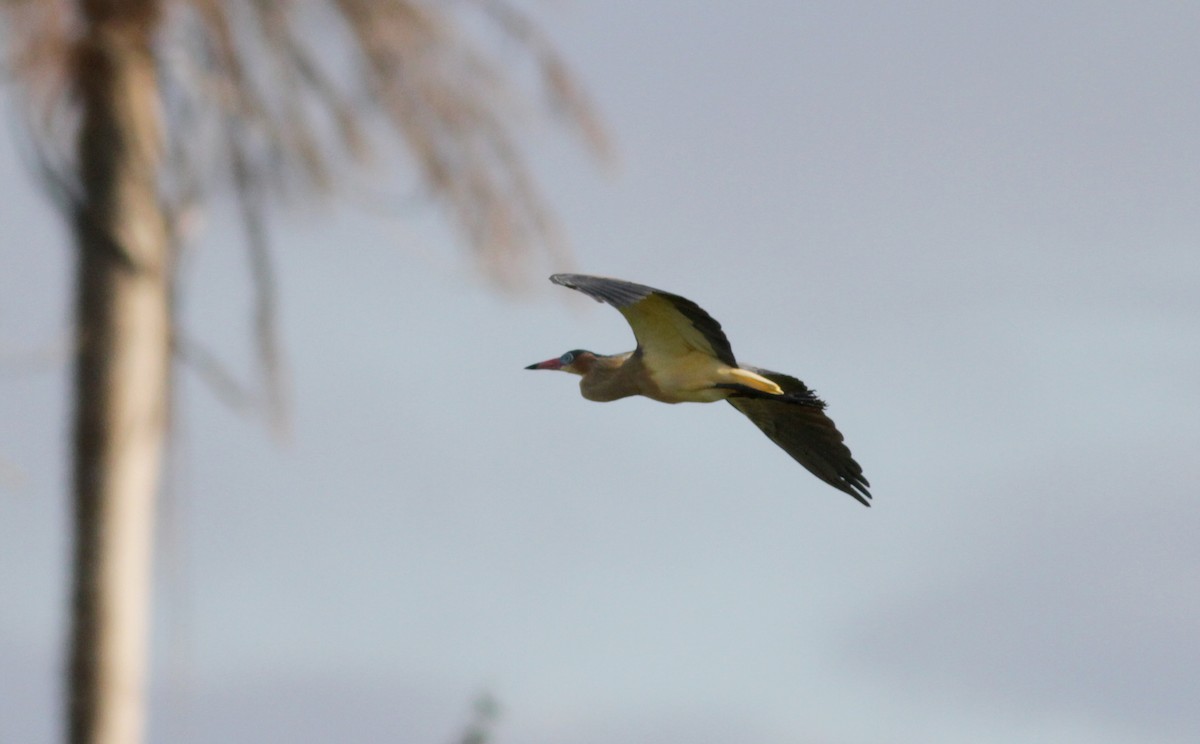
left=842, top=477, right=873, bottom=507
left=550, top=274, right=656, bottom=308
left=808, top=450, right=871, bottom=506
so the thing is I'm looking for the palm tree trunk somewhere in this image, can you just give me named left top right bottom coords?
left=68, top=3, right=168, bottom=743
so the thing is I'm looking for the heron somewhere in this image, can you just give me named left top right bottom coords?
left=526, top=274, right=872, bottom=506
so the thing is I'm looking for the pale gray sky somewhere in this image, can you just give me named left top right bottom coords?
left=2, top=3, right=1198, bottom=743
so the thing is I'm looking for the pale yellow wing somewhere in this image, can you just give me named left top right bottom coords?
left=726, top=367, right=872, bottom=506
left=550, top=274, right=737, bottom=365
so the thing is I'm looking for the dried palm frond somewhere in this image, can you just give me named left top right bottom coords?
left=7, top=0, right=606, bottom=274
left=3, top=0, right=605, bottom=421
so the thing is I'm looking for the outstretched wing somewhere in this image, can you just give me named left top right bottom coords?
left=550, top=274, right=737, bottom=366
left=726, top=367, right=872, bottom=506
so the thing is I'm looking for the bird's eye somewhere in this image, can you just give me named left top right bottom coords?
left=560, top=352, right=575, bottom=364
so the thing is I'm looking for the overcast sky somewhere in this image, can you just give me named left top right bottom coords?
left=2, top=2, right=1199, bottom=743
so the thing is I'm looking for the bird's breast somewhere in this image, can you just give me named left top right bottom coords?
left=642, top=351, right=740, bottom=404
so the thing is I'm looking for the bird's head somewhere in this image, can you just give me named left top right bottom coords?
left=525, top=349, right=598, bottom=376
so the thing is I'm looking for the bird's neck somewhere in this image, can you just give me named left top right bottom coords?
left=579, top=352, right=641, bottom=402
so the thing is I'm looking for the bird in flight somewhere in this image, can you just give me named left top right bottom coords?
left=526, top=274, right=872, bottom=505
